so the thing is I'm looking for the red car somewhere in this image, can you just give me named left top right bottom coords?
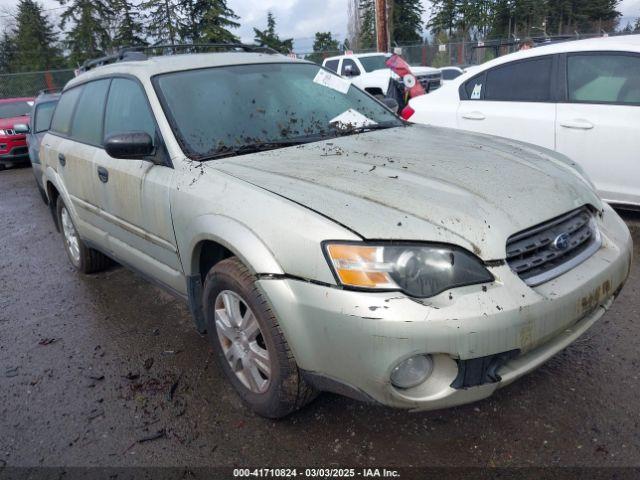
left=0, top=97, right=35, bottom=170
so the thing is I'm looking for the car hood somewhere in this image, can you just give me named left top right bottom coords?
left=211, top=125, right=601, bottom=260
left=0, top=115, right=28, bottom=130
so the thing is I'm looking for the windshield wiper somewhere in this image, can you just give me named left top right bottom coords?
left=330, top=122, right=400, bottom=136
left=195, top=135, right=328, bottom=161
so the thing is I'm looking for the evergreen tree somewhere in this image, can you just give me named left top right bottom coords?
left=253, top=12, right=293, bottom=53
left=180, top=0, right=240, bottom=43
left=358, top=0, right=376, bottom=49
left=0, top=32, right=17, bottom=73
left=428, top=0, right=457, bottom=36
left=140, top=0, right=181, bottom=45
left=11, top=0, right=62, bottom=72
left=392, top=0, right=424, bottom=44
left=59, top=0, right=113, bottom=66
left=307, top=32, right=340, bottom=64
left=112, top=0, right=147, bottom=48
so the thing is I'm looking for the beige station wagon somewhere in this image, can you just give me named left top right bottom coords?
left=38, top=46, right=632, bottom=417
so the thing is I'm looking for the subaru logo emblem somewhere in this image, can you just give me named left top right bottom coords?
left=552, top=233, right=570, bottom=251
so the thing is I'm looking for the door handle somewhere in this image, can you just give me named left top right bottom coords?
left=559, top=120, right=594, bottom=130
left=58, top=153, right=66, bottom=166
left=462, top=111, right=486, bottom=121
left=97, top=166, right=109, bottom=183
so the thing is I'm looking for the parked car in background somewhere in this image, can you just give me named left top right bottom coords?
left=322, top=52, right=442, bottom=98
left=39, top=47, right=631, bottom=418
left=439, top=66, right=465, bottom=84
left=405, top=35, right=640, bottom=209
left=0, top=97, right=34, bottom=170
left=14, top=90, right=60, bottom=200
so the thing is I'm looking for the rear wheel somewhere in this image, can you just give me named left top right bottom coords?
left=204, top=257, right=317, bottom=418
left=56, top=198, right=110, bottom=273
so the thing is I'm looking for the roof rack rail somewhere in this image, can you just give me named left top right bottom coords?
left=78, top=43, right=279, bottom=73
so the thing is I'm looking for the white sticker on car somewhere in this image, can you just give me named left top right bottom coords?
left=471, top=83, right=482, bottom=100
left=313, top=69, right=351, bottom=95
left=329, top=109, right=377, bottom=130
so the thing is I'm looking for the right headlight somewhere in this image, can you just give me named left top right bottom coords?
left=324, top=242, right=494, bottom=298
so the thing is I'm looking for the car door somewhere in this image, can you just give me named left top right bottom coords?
left=46, top=83, right=105, bottom=231
left=92, top=77, right=183, bottom=294
left=29, top=100, right=57, bottom=166
left=456, top=55, right=557, bottom=150
left=556, top=51, right=640, bottom=206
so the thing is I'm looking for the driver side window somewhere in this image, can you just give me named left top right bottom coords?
left=103, top=78, right=156, bottom=143
left=567, top=53, right=640, bottom=105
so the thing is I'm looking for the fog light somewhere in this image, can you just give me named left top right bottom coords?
left=390, top=354, right=433, bottom=389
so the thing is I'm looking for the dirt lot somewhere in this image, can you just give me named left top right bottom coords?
left=1, top=166, right=639, bottom=469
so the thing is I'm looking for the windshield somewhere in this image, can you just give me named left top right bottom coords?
left=359, top=55, right=391, bottom=73
left=0, top=100, right=32, bottom=119
left=154, top=62, right=403, bottom=160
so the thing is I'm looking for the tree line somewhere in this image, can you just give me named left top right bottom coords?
left=0, top=0, right=297, bottom=72
left=356, top=0, right=631, bottom=49
left=0, top=0, right=637, bottom=75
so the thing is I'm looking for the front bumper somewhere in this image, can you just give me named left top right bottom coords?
left=0, top=146, right=30, bottom=166
left=259, top=205, right=633, bottom=410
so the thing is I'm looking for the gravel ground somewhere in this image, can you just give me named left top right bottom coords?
left=1, top=166, right=639, bottom=469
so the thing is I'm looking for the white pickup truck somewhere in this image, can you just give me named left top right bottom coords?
left=321, top=52, right=441, bottom=98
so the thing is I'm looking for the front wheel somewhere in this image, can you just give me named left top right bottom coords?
left=56, top=198, right=110, bottom=273
left=203, top=257, right=317, bottom=418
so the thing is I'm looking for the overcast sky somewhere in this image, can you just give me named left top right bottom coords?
left=0, top=0, right=639, bottom=51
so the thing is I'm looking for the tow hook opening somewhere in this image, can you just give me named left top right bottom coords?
left=450, top=350, right=520, bottom=389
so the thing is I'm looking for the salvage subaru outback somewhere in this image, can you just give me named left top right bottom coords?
left=38, top=46, right=632, bottom=418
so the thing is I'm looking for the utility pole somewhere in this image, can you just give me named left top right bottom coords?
left=374, top=0, right=389, bottom=52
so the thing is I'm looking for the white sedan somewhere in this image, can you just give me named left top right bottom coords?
left=405, top=35, right=640, bottom=209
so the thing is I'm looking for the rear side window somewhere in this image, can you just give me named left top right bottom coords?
left=104, top=78, right=155, bottom=142
left=324, top=60, right=339, bottom=73
left=341, top=59, right=361, bottom=76
left=568, top=53, right=640, bottom=105
left=464, top=74, right=485, bottom=100
left=51, top=87, right=82, bottom=135
left=70, top=79, right=110, bottom=145
left=485, top=57, right=552, bottom=102
left=33, top=101, right=57, bottom=133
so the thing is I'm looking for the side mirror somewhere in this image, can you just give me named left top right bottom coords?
left=14, top=123, right=29, bottom=134
left=381, top=97, right=399, bottom=112
left=104, top=132, right=154, bottom=159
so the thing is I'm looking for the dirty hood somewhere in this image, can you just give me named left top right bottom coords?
left=211, top=125, right=601, bottom=260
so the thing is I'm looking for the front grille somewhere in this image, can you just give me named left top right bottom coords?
left=506, top=207, right=601, bottom=286
left=11, top=146, right=28, bottom=155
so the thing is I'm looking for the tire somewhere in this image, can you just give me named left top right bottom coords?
left=203, top=257, right=317, bottom=418
left=36, top=183, right=48, bottom=204
left=56, top=197, right=110, bottom=274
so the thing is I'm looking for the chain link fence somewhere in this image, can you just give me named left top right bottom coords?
left=0, top=69, right=75, bottom=98
left=297, top=32, right=624, bottom=67
left=0, top=32, right=629, bottom=98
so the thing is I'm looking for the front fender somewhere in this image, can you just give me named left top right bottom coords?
left=183, top=214, right=284, bottom=276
